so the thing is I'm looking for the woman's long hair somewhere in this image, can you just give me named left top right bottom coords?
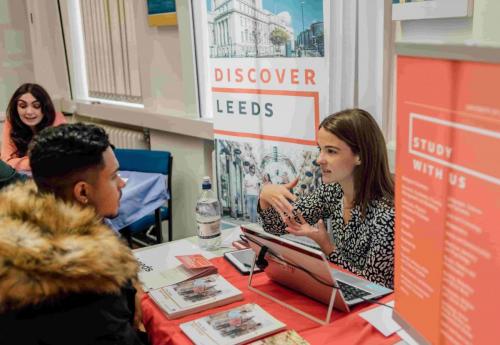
left=6, top=83, right=56, bottom=157
left=319, top=108, right=394, bottom=215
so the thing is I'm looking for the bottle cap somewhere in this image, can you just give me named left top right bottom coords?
left=202, top=176, right=212, bottom=190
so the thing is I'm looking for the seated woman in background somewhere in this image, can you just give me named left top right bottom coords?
left=258, top=109, right=395, bottom=288
left=1, top=83, right=66, bottom=171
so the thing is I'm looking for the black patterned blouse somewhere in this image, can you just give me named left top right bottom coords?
left=258, top=183, right=395, bottom=289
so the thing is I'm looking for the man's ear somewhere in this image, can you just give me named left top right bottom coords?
left=73, top=181, right=90, bottom=205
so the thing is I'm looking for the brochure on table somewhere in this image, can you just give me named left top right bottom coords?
left=139, top=254, right=217, bottom=291
left=180, top=303, right=286, bottom=345
left=149, top=273, right=243, bottom=319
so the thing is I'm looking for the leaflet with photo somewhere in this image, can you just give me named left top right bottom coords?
left=149, top=273, right=243, bottom=319
left=175, top=254, right=214, bottom=269
left=180, top=303, right=286, bottom=345
left=140, top=254, right=217, bottom=291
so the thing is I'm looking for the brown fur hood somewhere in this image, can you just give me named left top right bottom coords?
left=0, top=181, right=139, bottom=313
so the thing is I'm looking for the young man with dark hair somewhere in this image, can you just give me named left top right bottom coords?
left=0, top=123, right=147, bottom=345
left=30, top=122, right=124, bottom=217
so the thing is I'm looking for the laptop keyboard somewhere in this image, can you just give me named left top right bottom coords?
left=337, top=280, right=370, bottom=301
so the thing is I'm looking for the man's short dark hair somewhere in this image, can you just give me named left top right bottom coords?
left=29, top=123, right=110, bottom=196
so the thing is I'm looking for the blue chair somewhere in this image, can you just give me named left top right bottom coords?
left=114, top=149, right=173, bottom=246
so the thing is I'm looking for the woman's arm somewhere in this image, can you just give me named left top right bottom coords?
left=1, top=120, right=30, bottom=171
left=259, top=178, right=298, bottom=212
left=259, top=183, right=341, bottom=235
left=285, top=217, right=336, bottom=254
left=53, top=111, right=67, bottom=126
left=328, top=205, right=395, bottom=289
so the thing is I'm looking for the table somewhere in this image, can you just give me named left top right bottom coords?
left=133, top=221, right=241, bottom=274
left=134, top=225, right=401, bottom=345
left=107, top=170, right=169, bottom=231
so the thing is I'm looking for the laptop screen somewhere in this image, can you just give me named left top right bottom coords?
left=240, top=224, right=350, bottom=310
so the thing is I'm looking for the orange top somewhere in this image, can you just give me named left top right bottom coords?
left=1, top=111, right=67, bottom=171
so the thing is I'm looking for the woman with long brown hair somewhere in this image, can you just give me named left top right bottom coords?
left=1, top=83, right=66, bottom=171
left=258, top=108, right=395, bottom=288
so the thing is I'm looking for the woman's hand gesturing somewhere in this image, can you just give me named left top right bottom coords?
left=285, top=213, right=335, bottom=255
left=259, top=178, right=299, bottom=215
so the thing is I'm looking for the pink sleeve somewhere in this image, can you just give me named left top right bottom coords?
left=1, top=119, right=30, bottom=171
left=53, top=111, right=67, bottom=126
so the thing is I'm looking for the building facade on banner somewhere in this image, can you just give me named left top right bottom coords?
left=208, top=0, right=295, bottom=58
left=296, top=21, right=324, bottom=57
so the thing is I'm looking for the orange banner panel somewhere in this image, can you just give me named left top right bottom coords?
left=395, top=56, right=500, bottom=345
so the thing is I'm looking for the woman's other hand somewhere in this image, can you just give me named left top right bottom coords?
left=259, top=178, right=299, bottom=214
left=285, top=214, right=335, bottom=255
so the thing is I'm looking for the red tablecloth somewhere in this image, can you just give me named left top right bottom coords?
left=141, top=257, right=400, bottom=345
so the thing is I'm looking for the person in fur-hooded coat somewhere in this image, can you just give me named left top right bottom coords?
left=0, top=181, right=143, bottom=345
left=0, top=123, right=146, bottom=345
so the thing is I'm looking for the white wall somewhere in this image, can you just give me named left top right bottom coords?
left=396, top=0, right=500, bottom=46
left=388, top=0, right=500, bottom=150
left=0, top=0, right=35, bottom=111
left=26, top=0, right=70, bottom=104
left=358, top=0, right=393, bottom=137
left=150, top=131, right=214, bottom=240
left=133, top=0, right=198, bottom=117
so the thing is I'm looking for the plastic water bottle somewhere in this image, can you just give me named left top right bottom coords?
left=195, top=176, right=221, bottom=250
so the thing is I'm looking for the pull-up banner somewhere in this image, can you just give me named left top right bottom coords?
left=395, top=55, right=500, bottom=344
left=205, top=0, right=329, bottom=220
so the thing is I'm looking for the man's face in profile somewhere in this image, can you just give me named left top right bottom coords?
left=87, top=147, right=126, bottom=218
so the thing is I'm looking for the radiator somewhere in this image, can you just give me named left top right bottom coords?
left=99, top=124, right=149, bottom=149
left=75, top=116, right=150, bottom=149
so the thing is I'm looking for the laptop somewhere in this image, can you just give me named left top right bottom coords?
left=281, top=233, right=321, bottom=250
left=241, top=224, right=392, bottom=312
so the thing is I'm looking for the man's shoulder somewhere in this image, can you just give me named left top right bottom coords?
left=0, top=160, right=16, bottom=182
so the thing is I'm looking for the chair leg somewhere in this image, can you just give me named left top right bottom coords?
left=168, top=221, right=172, bottom=242
left=120, top=228, right=133, bottom=248
left=168, top=199, right=173, bottom=242
left=154, top=208, right=163, bottom=243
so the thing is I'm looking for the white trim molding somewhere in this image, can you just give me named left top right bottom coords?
left=69, top=101, right=213, bottom=140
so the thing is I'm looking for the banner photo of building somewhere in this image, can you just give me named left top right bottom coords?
left=205, top=0, right=328, bottom=221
